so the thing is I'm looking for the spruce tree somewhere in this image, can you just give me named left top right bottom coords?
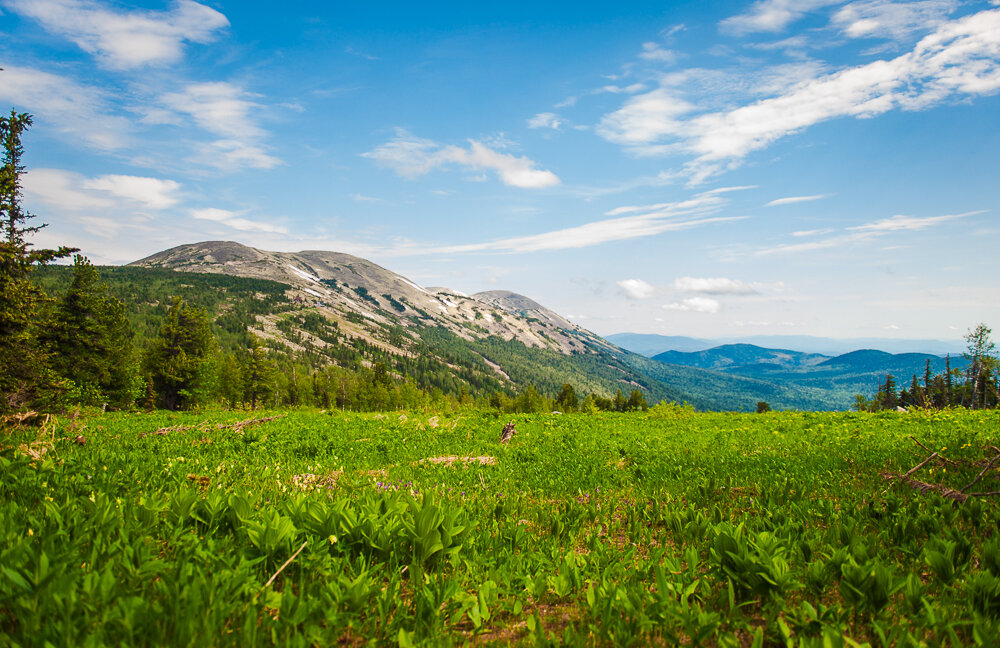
left=241, top=335, right=275, bottom=409
left=44, top=255, right=136, bottom=408
left=0, top=110, right=75, bottom=412
left=143, top=296, right=215, bottom=410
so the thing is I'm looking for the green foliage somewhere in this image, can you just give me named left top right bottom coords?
left=43, top=256, right=139, bottom=408
left=3, top=408, right=998, bottom=645
left=143, top=296, right=216, bottom=410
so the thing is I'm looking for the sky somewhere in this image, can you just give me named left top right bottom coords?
left=2, top=0, right=998, bottom=341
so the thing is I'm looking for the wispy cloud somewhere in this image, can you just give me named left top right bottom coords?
left=0, top=64, right=132, bottom=151
left=846, top=211, right=981, bottom=232
left=664, top=297, right=721, bottom=313
left=673, top=277, right=759, bottom=295
left=832, top=0, right=958, bottom=41
left=720, top=0, right=844, bottom=35
left=190, top=208, right=287, bottom=234
left=757, top=210, right=984, bottom=254
left=161, top=82, right=280, bottom=170
left=4, top=0, right=229, bottom=69
left=617, top=279, right=656, bottom=299
left=435, top=190, right=744, bottom=254
left=766, top=194, right=831, bottom=206
left=600, top=8, right=1000, bottom=181
left=364, top=129, right=560, bottom=189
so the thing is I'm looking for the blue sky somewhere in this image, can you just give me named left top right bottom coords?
left=2, top=0, right=998, bottom=340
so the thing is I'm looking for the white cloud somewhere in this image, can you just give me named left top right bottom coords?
left=617, top=279, right=656, bottom=299
left=638, top=42, right=677, bottom=63
left=673, top=277, right=758, bottom=294
left=833, top=1, right=958, bottom=41
left=757, top=210, right=983, bottom=254
left=4, top=0, right=229, bottom=69
left=846, top=211, right=981, bottom=232
left=81, top=175, right=181, bottom=209
left=601, top=8, right=1000, bottom=180
left=766, top=194, right=831, bottom=206
left=435, top=190, right=744, bottom=253
left=720, top=0, right=844, bottom=35
left=193, top=139, right=282, bottom=171
left=792, top=227, right=835, bottom=236
left=162, top=82, right=265, bottom=140
left=527, top=112, right=563, bottom=129
left=159, top=82, right=280, bottom=170
left=0, top=64, right=131, bottom=151
left=364, top=129, right=560, bottom=189
left=190, top=208, right=287, bottom=234
left=23, top=168, right=180, bottom=211
left=664, top=297, right=721, bottom=313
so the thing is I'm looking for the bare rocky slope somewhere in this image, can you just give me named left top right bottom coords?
left=130, top=241, right=840, bottom=410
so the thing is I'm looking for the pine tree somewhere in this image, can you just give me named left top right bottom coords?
left=241, top=335, right=274, bottom=409
left=0, top=110, right=75, bottom=412
left=143, top=296, right=215, bottom=410
left=555, top=383, right=578, bottom=412
left=626, top=389, right=649, bottom=412
left=44, top=255, right=136, bottom=408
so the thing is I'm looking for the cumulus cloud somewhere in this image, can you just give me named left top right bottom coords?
left=81, top=175, right=181, bottom=209
left=190, top=208, right=287, bottom=234
left=364, top=130, right=560, bottom=189
left=663, top=297, right=721, bottom=313
left=765, top=194, right=831, bottom=206
left=600, top=8, right=1000, bottom=180
left=0, top=64, right=132, bottom=151
left=4, top=0, right=229, bottom=69
left=617, top=279, right=656, bottom=299
left=832, top=0, right=958, bottom=41
left=673, top=277, right=759, bottom=294
left=720, top=0, right=844, bottom=35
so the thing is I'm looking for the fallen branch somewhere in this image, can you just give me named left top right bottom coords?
left=217, top=415, right=286, bottom=432
left=895, top=477, right=969, bottom=503
left=259, top=540, right=308, bottom=595
left=909, top=436, right=961, bottom=467
left=961, top=451, right=1000, bottom=493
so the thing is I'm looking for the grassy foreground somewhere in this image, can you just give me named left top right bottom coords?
left=2, top=406, right=999, bottom=646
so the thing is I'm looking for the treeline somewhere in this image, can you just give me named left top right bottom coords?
left=856, top=324, right=998, bottom=411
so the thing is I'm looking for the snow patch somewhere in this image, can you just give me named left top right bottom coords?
left=287, top=264, right=319, bottom=283
left=399, top=276, right=430, bottom=295
left=303, top=288, right=323, bottom=297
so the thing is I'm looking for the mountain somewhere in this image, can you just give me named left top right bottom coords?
left=611, top=332, right=966, bottom=357
left=653, top=344, right=828, bottom=371
left=649, top=343, right=969, bottom=404
left=126, top=241, right=839, bottom=412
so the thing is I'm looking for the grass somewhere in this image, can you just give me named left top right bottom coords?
left=2, top=406, right=999, bottom=646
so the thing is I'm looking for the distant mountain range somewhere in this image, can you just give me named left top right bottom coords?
left=647, top=343, right=969, bottom=404
left=606, top=332, right=967, bottom=357
left=125, top=241, right=957, bottom=412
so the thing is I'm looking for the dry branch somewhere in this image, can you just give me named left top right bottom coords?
left=961, top=451, right=1000, bottom=493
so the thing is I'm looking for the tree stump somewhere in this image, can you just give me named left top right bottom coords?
left=500, top=421, right=516, bottom=444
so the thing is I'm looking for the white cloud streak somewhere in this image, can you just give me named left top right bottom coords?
left=4, top=0, right=229, bottom=69
left=600, top=8, right=1000, bottom=181
left=364, top=130, right=560, bottom=189
left=757, top=210, right=984, bottom=254
left=190, top=208, right=288, bottom=234
left=436, top=191, right=744, bottom=254
left=766, top=194, right=831, bottom=206
left=664, top=297, right=721, bottom=313
left=673, top=277, right=759, bottom=294
left=527, top=112, right=563, bottom=129
left=23, top=168, right=181, bottom=211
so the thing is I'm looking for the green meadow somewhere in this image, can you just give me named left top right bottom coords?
left=3, top=406, right=999, bottom=646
